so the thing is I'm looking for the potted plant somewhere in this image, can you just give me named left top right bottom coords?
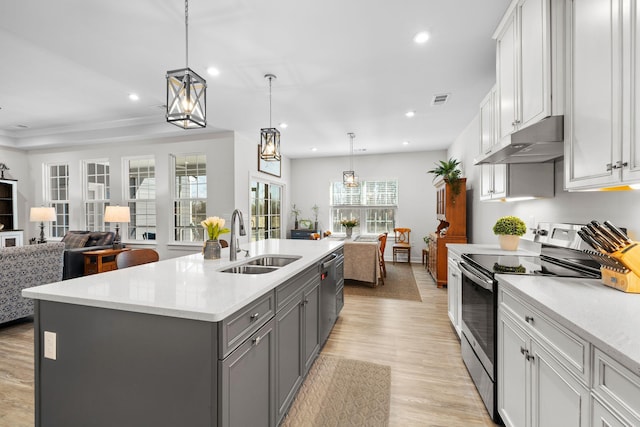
left=427, top=157, right=463, bottom=198
left=493, top=215, right=527, bottom=251
left=311, top=204, right=320, bottom=230
left=291, top=204, right=301, bottom=229
left=340, top=218, right=359, bottom=238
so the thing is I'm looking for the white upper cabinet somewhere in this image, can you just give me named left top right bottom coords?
left=565, top=0, right=640, bottom=189
left=495, top=0, right=553, bottom=145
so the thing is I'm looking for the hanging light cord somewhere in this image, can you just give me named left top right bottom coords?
left=185, top=0, right=189, bottom=68
left=269, top=76, right=273, bottom=128
left=348, top=133, right=355, bottom=170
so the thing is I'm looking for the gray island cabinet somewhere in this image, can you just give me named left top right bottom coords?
left=23, top=239, right=344, bottom=427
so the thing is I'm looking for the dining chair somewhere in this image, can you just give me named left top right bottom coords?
left=378, top=232, right=388, bottom=279
left=116, top=249, right=160, bottom=269
left=220, top=239, right=229, bottom=248
left=392, top=228, right=411, bottom=263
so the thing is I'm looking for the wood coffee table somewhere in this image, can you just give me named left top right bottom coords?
left=83, top=248, right=131, bottom=275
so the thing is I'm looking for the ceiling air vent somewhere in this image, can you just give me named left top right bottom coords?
left=431, top=93, right=450, bottom=106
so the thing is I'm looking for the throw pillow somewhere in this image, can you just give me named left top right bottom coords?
left=62, top=233, right=90, bottom=249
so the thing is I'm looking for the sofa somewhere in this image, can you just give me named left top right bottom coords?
left=0, top=242, right=65, bottom=325
left=62, top=231, right=115, bottom=280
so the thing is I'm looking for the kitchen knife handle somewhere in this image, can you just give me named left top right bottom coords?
left=604, top=220, right=631, bottom=244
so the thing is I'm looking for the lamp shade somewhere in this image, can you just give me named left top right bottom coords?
left=30, top=207, right=56, bottom=222
left=104, top=206, right=131, bottom=223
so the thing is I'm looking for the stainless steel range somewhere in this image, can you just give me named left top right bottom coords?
left=458, top=223, right=601, bottom=423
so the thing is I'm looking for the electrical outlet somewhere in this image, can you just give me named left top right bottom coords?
left=44, top=331, right=57, bottom=360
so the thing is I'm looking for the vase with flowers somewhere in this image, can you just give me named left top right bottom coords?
left=340, top=218, right=359, bottom=239
left=201, top=216, right=231, bottom=259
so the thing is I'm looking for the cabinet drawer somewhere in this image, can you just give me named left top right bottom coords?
left=219, top=291, right=275, bottom=359
left=276, top=266, right=318, bottom=311
left=500, top=288, right=589, bottom=382
left=593, top=348, right=640, bottom=420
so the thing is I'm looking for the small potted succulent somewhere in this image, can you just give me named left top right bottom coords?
left=493, top=216, right=527, bottom=251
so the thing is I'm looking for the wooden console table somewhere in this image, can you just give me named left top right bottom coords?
left=83, top=248, right=130, bottom=275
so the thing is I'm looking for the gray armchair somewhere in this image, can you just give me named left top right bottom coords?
left=0, top=242, right=65, bottom=325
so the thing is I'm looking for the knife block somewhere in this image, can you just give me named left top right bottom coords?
left=600, top=268, right=640, bottom=293
left=609, top=242, right=640, bottom=277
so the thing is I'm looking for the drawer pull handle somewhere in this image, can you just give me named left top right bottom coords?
left=525, top=353, right=535, bottom=362
left=253, top=336, right=261, bottom=346
left=520, top=347, right=527, bottom=355
left=250, top=313, right=260, bottom=321
left=525, top=315, right=534, bottom=323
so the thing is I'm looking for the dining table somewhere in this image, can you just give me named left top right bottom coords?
left=328, top=234, right=382, bottom=286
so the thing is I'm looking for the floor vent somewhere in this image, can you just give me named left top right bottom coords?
left=431, top=93, right=450, bottom=106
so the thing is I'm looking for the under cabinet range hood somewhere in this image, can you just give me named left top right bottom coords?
left=474, top=116, right=564, bottom=164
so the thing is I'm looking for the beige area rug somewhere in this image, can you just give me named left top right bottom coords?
left=343, top=262, right=422, bottom=302
left=281, top=354, right=391, bottom=427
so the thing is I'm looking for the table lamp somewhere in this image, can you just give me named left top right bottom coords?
left=104, top=206, right=130, bottom=249
left=30, top=207, right=56, bottom=243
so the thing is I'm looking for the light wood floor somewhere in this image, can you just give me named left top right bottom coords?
left=0, top=265, right=497, bottom=427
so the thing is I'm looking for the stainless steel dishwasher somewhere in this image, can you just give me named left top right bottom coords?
left=319, top=252, right=343, bottom=345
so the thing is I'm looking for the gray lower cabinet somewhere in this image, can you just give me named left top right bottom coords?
left=220, top=318, right=276, bottom=427
left=276, top=276, right=321, bottom=424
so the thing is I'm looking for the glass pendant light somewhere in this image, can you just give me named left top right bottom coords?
left=260, top=74, right=281, bottom=161
left=166, top=0, right=207, bottom=129
left=343, top=132, right=359, bottom=187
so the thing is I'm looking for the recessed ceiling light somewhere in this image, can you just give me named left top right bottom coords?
left=129, top=93, right=140, bottom=101
left=16, top=124, right=28, bottom=129
left=405, top=111, right=415, bottom=118
left=403, top=141, right=410, bottom=146
left=279, top=122, right=288, bottom=129
left=414, top=31, right=430, bottom=44
left=207, top=67, right=220, bottom=76
left=311, top=147, right=318, bottom=152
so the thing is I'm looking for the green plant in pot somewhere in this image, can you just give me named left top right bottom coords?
left=427, top=157, right=463, bottom=198
left=493, top=215, right=527, bottom=251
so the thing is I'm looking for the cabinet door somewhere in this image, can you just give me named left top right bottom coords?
left=520, top=0, right=551, bottom=128
left=275, top=296, right=303, bottom=424
left=626, top=1, right=640, bottom=183
left=493, top=164, right=507, bottom=198
left=497, top=9, right=519, bottom=143
left=480, top=165, right=495, bottom=200
left=480, top=88, right=496, bottom=154
left=530, top=339, right=589, bottom=427
left=592, top=396, right=636, bottom=427
left=498, top=311, right=529, bottom=427
left=302, top=280, right=320, bottom=374
left=447, top=257, right=461, bottom=337
left=220, top=318, right=276, bottom=427
left=565, top=0, right=622, bottom=189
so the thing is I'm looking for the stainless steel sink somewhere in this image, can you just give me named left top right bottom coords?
left=220, top=265, right=279, bottom=274
left=245, top=255, right=301, bottom=267
left=219, top=255, right=301, bottom=274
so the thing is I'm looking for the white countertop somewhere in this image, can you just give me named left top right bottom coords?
left=22, top=239, right=343, bottom=322
left=498, top=274, right=640, bottom=376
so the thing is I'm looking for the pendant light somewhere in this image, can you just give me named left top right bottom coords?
left=343, top=132, right=359, bottom=187
left=166, top=0, right=207, bottom=129
left=259, top=74, right=281, bottom=161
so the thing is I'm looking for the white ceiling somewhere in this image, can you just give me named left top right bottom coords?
left=0, top=0, right=510, bottom=158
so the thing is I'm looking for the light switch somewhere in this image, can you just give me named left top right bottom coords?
left=44, top=331, right=57, bottom=360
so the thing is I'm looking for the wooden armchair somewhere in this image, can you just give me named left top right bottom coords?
left=392, top=228, right=411, bottom=263
left=116, top=249, right=159, bottom=269
left=378, top=232, right=388, bottom=279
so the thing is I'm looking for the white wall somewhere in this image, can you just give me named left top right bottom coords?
left=290, top=150, right=447, bottom=262
left=448, top=112, right=640, bottom=242
left=26, top=133, right=236, bottom=259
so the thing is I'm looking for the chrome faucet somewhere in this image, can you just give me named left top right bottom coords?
left=229, top=209, right=246, bottom=261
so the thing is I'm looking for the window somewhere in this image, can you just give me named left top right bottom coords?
left=172, top=154, right=206, bottom=242
left=44, top=163, right=70, bottom=238
left=250, top=180, right=282, bottom=241
left=83, top=160, right=110, bottom=231
left=124, top=157, right=156, bottom=241
left=329, top=179, right=397, bottom=234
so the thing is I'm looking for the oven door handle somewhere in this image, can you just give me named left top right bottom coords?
left=459, top=262, right=495, bottom=291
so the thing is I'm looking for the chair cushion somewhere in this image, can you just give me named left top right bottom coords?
left=62, top=232, right=90, bottom=249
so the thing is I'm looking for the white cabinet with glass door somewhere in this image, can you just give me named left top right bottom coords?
left=479, top=86, right=507, bottom=201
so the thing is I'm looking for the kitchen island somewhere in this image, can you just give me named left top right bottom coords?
left=22, top=239, right=344, bottom=427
